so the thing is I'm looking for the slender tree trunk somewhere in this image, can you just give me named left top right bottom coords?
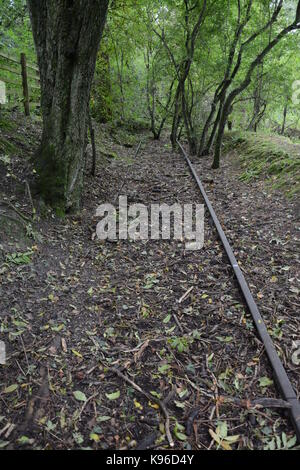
left=88, top=111, right=97, bottom=177
left=198, top=101, right=218, bottom=156
left=197, top=1, right=254, bottom=157
left=146, top=73, right=157, bottom=139
left=247, top=65, right=265, bottom=132
left=203, top=101, right=223, bottom=154
left=212, top=7, right=300, bottom=169
left=170, top=84, right=182, bottom=148
left=212, top=106, right=228, bottom=169
left=145, top=47, right=160, bottom=139
left=28, top=0, right=109, bottom=212
left=181, top=87, right=197, bottom=155
left=155, top=78, right=176, bottom=140
left=178, top=119, right=184, bottom=141
left=254, top=102, right=267, bottom=130
left=281, top=103, right=288, bottom=135
left=169, top=0, right=207, bottom=149
left=198, top=1, right=288, bottom=158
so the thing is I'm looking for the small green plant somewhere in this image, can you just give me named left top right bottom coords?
left=263, top=432, right=296, bottom=450
left=6, top=250, right=33, bottom=265
left=168, top=335, right=190, bottom=353
left=0, top=136, right=17, bottom=155
left=0, top=155, right=11, bottom=165
left=209, top=421, right=240, bottom=450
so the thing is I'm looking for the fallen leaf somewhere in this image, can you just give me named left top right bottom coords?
left=61, top=338, right=67, bottom=352
left=73, top=390, right=87, bottom=402
left=259, top=377, right=273, bottom=387
left=134, top=399, right=143, bottom=410
left=3, top=384, right=18, bottom=394
left=106, top=390, right=120, bottom=400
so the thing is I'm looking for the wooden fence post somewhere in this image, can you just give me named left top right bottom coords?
left=20, top=53, right=30, bottom=116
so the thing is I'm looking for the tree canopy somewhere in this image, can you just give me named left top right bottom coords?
left=0, top=0, right=299, bottom=208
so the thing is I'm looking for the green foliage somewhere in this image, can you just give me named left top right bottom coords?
left=0, top=1, right=38, bottom=112
left=1, top=0, right=300, bottom=195
left=0, top=114, right=16, bottom=131
left=91, top=42, right=112, bottom=123
left=225, top=131, right=300, bottom=196
left=0, top=135, right=17, bottom=155
left=168, top=335, right=191, bottom=353
left=6, top=250, right=33, bottom=265
left=263, top=432, right=297, bottom=450
left=0, top=0, right=34, bottom=60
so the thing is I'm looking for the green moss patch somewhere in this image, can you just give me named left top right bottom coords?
left=0, top=116, right=17, bottom=132
left=0, top=135, right=17, bottom=155
left=224, top=131, right=300, bottom=197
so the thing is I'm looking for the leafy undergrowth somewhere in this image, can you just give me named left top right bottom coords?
left=224, top=131, right=300, bottom=197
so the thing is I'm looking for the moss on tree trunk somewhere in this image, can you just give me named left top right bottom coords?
left=27, top=0, right=109, bottom=212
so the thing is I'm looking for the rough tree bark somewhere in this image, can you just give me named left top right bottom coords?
left=27, top=0, right=109, bottom=212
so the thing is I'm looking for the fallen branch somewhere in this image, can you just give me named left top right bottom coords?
left=134, top=339, right=150, bottom=362
left=219, top=396, right=292, bottom=410
left=0, top=212, right=26, bottom=227
left=25, top=180, right=35, bottom=216
left=172, top=313, right=184, bottom=332
left=78, top=392, right=99, bottom=420
left=185, top=396, right=292, bottom=436
left=186, top=408, right=201, bottom=436
left=178, top=286, right=194, bottom=304
left=0, top=200, right=32, bottom=223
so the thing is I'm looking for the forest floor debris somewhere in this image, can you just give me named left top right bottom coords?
left=0, top=112, right=299, bottom=450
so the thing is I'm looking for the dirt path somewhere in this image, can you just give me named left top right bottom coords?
left=0, top=128, right=298, bottom=450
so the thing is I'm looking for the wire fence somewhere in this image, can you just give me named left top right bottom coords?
left=0, top=51, right=40, bottom=116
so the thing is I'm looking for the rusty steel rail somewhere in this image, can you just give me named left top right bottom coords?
left=177, top=139, right=300, bottom=441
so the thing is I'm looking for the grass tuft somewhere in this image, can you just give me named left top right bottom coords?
left=224, top=131, right=300, bottom=197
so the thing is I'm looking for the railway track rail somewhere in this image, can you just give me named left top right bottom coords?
left=177, top=139, right=300, bottom=441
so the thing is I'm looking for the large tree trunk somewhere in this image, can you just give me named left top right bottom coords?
left=27, top=0, right=109, bottom=212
